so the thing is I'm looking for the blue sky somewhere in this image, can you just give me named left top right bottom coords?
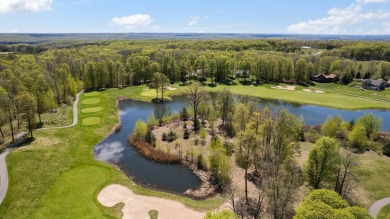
left=1, top=0, right=390, bottom=34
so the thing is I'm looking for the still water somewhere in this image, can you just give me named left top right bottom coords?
left=94, top=95, right=389, bottom=194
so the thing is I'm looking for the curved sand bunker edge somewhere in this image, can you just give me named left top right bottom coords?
left=98, top=184, right=206, bottom=219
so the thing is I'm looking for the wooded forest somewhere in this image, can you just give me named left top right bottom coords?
left=1, top=39, right=390, bottom=143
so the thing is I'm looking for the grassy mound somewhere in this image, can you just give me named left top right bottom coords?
left=82, top=98, right=101, bottom=105
left=81, top=107, right=103, bottom=114
left=82, top=117, right=101, bottom=126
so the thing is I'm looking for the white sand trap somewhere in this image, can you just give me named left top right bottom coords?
left=165, top=86, right=177, bottom=91
left=303, top=89, right=324, bottom=94
left=98, top=184, right=205, bottom=219
left=143, top=88, right=150, bottom=91
left=271, top=85, right=296, bottom=91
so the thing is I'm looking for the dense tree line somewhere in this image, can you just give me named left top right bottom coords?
left=1, top=39, right=389, bottom=144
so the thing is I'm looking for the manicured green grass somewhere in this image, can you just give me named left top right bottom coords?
left=82, top=98, right=101, bottom=105
left=32, top=165, right=111, bottom=218
left=84, top=91, right=101, bottom=97
left=82, top=107, right=104, bottom=114
left=206, top=83, right=390, bottom=110
left=378, top=204, right=390, bottom=219
left=0, top=86, right=224, bottom=219
left=82, top=117, right=101, bottom=126
left=140, top=83, right=390, bottom=110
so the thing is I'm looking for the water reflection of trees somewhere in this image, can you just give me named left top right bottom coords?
left=154, top=103, right=170, bottom=119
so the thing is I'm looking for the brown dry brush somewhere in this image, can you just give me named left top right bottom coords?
left=128, top=135, right=181, bottom=164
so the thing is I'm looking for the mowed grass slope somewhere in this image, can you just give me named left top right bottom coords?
left=377, top=204, right=390, bottom=219
left=140, top=83, right=390, bottom=110
left=0, top=86, right=224, bottom=219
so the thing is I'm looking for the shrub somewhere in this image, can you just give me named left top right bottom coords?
left=225, top=122, right=236, bottom=138
left=134, top=120, right=147, bottom=140
left=197, top=154, right=206, bottom=170
left=200, top=127, right=207, bottom=146
left=146, top=114, right=158, bottom=128
left=348, top=124, right=367, bottom=152
left=167, top=130, right=177, bottom=142
left=183, top=128, right=190, bottom=139
left=383, top=141, right=390, bottom=157
left=162, top=132, right=167, bottom=141
left=224, top=142, right=235, bottom=156
left=145, top=129, right=156, bottom=146
left=306, top=127, right=321, bottom=143
left=194, top=118, right=200, bottom=131
left=180, top=107, right=189, bottom=121
left=194, top=138, right=200, bottom=146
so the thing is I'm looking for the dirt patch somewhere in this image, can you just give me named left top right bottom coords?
left=271, top=85, right=296, bottom=91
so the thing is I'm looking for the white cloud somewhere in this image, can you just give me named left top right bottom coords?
left=188, top=20, right=198, bottom=26
left=0, top=0, right=53, bottom=13
left=356, top=0, right=389, bottom=3
left=187, top=15, right=209, bottom=26
left=287, top=3, right=390, bottom=34
left=111, top=14, right=152, bottom=30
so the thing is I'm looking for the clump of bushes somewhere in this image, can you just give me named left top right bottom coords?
left=167, top=130, right=177, bottom=142
left=223, top=142, right=235, bottom=156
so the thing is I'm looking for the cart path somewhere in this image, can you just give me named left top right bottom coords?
left=0, top=149, right=11, bottom=204
left=37, top=91, right=82, bottom=130
left=369, top=197, right=390, bottom=219
left=0, top=92, right=82, bottom=205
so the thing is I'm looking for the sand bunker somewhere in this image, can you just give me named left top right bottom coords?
left=165, top=86, right=177, bottom=91
left=98, top=184, right=205, bottom=219
left=303, top=89, right=325, bottom=94
left=271, top=86, right=296, bottom=91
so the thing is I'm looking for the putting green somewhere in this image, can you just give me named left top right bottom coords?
left=82, top=117, right=101, bottom=126
left=83, top=92, right=100, bottom=97
left=81, top=107, right=103, bottom=114
left=82, top=98, right=101, bottom=105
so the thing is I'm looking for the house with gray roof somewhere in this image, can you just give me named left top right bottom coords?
left=362, top=79, right=387, bottom=91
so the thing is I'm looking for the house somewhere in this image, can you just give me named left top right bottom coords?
left=362, top=79, right=387, bottom=91
left=311, top=74, right=339, bottom=83
left=235, top=70, right=250, bottom=78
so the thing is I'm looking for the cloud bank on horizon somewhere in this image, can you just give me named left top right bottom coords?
left=1, top=0, right=390, bottom=34
left=287, top=0, right=390, bottom=34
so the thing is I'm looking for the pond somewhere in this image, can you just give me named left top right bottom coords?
left=93, top=95, right=390, bottom=195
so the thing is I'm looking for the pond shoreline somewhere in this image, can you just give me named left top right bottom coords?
left=93, top=96, right=218, bottom=200
left=128, top=134, right=218, bottom=199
